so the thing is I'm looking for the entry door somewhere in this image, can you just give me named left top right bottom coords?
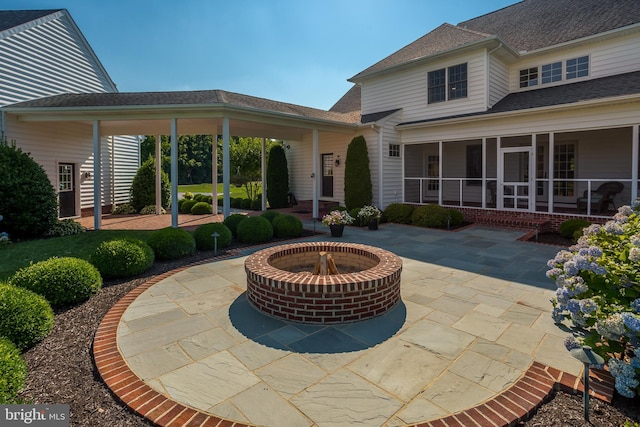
left=58, top=163, right=76, bottom=218
left=499, top=148, right=533, bottom=210
left=321, top=153, right=334, bottom=198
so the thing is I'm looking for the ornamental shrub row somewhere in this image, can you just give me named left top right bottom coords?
left=381, top=203, right=464, bottom=229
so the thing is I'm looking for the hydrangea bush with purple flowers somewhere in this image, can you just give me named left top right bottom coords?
left=548, top=202, right=640, bottom=398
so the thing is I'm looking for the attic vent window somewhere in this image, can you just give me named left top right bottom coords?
left=428, top=63, right=467, bottom=104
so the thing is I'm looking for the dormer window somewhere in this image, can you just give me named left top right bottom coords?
left=566, top=56, right=589, bottom=79
left=541, top=62, right=562, bottom=84
left=428, top=63, right=467, bottom=104
left=519, top=67, right=538, bottom=88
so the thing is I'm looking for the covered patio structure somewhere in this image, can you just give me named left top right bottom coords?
left=2, top=90, right=360, bottom=229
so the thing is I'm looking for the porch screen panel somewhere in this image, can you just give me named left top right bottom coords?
left=553, top=143, right=575, bottom=197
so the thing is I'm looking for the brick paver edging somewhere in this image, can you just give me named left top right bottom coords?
left=93, top=264, right=615, bottom=427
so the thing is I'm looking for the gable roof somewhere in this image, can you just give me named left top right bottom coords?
left=459, top=0, right=640, bottom=53
left=398, top=70, right=640, bottom=127
left=329, top=85, right=361, bottom=113
left=0, top=9, right=60, bottom=33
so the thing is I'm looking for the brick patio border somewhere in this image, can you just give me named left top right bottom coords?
left=93, top=263, right=614, bottom=427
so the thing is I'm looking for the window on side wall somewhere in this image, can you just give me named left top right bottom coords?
left=519, top=67, right=538, bottom=88
left=448, top=63, right=467, bottom=99
left=389, top=144, right=401, bottom=158
left=566, top=56, right=589, bottom=80
left=428, top=63, right=467, bottom=103
left=428, top=69, right=446, bottom=103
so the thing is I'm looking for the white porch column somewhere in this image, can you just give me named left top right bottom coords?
left=438, top=141, right=443, bottom=205
left=312, top=129, right=319, bottom=219
left=377, top=126, right=383, bottom=207
left=212, top=134, right=218, bottom=212
left=481, top=138, right=487, bottom=208
left=170, top=119, right=179, bottom=228
left=531, top=134, right=537, bottom=211
left=155, top=135, right=162, bottom=215
left=261, top=137, right=267, bottom=211
left=496, top=136, right=502, bottom=210
left=222, top=117, right=231, bottom=218
left=633, top=125, right=639, bottom=202
left=92, top=120, right=101, bottom=230
left=548, top=133, right=555, bottom=213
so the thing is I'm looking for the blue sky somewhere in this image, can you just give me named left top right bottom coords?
left=4, top=0, right=517, bottom=110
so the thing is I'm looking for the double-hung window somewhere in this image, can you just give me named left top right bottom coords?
left=428, top=63, right=467, bottom=103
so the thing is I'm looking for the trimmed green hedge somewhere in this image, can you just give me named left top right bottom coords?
left=147, top=227, right=196, bottom=260
left=90, top=239, right=155, bottom=279
left=382, top=203, right=415, bottom=224
left=10, top=257, right=102, bottom=306
left=0, top=337, right=27, bottom=403
left=191, top=202, right=213, bottom=215
left=237, top=216, right=273, bottom=243
left=194, top=223, right=232, bottom=250
left=0, top=284, right=54, bottom=351
left=260, top=211, right=281, bottom=223
left=223, top=214, right=247, bottom=237
left=272, top=214, right=303, bottom=238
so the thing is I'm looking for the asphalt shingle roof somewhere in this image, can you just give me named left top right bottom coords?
left=398, top=70, right=640, bottom=127
left=0, top=9, right=60, bottom=33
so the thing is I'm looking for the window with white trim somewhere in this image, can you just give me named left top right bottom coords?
left=541, top=62, right=562, bottom=84
left=519, top=67, right=538, bottom=88
left=566, top=56, right=589, bottom=80
left=389, top=144, right=400, bottom=158
left=553, top=143, right=575, bottom=197
left=428, top=63, right=467, bottom=103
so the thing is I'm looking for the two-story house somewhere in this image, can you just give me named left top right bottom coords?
left=0, top=9, right=139, bottom=218
left=2, top=0, right=639, bottom=229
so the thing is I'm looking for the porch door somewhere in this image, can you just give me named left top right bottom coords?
left=499, top=148, right=534, bottom=210
left=58, top=163, right=76, bottom=218
left=321, top=153, right=334, bottom=198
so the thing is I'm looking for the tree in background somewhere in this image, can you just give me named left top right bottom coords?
left=140, top=135, right=213, bottom=185
left=266, top=144, right=289, bottom=208
left=129, top=157, right=171, bottom=212
left=344, top=135, right=372, bottom=211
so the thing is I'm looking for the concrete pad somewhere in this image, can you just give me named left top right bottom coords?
left=394, top=397, right=448, bottom=424
left=178, top=327, right=236, bottom=360
left=452, top=311, right=510, bottom=341
left=449, top=351, right=522, bottom=392
left=496, top=323, right=547, bottom=355
left=229, top=339, right=289, bottom=370
left=121, top=294, right=178, bottom=322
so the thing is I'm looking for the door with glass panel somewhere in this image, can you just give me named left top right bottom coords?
left=499, top=148, right=533, bottom=210
left=58, top=163, right=76, bottom=217
left=321, top=153, right=333, bottom=198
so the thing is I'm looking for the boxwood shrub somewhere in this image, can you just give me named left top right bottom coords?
left=411, top=204, right=451, bottom=229
left=559, top=219, right=591, bottom=239
left=0, top=337, right=27, bottom=403
left=272, top=214, right=303, bottom=238
left=10, top=257, right=102, bottom=306
left=180, top=199, right=198, bottom=214
left=237, top=216, right=273, bottom=243
left=260, top=210, right=281, bottom=223
left=90, top=239, right=155, bottom=279
left=223, top=213, right=247, bottom=237
left=191, top=202, right=213, bottom=215
left=148, top=227, right=195, bottom=260
left=194, top=223, right=232, bottom=250
left=382, top=203, right=415, bottom=224
left=0, top=284, right=54, bottom=351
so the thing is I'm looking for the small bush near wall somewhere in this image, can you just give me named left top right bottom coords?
left=559, top=219, right=591, bottom=239
left=223, top=214, right=247, bottom=237
left=411, top=204, right=451, bottom=228
left=194, top=223, right=232, bottom=250
left=0, top=284, right=54, bottom=351
left=382, top=203, right=415, bottom=224
left=0, top=337, right=27, bottom=403
left=10, top=257, right=102, bottom=307
left=272, top=214, right=303, bottom=238
left=90, top=239, right=155, bottom=279
left=147, top=227, right=196, bottom=260
left=237, top=216, right=273, bottom=243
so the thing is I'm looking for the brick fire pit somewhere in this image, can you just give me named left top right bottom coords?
left=244, top=242, right=402, bottom=324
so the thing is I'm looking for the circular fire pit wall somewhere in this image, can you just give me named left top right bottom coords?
left=245, top=242, right=403, bottom=324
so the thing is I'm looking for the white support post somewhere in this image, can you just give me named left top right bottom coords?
left=548, top=133, right=555, bottom=213
left=438, top=141, right=443, bottom=206
left=212, top=133, right=218, bottom=212
left=377, top=126, right=383, bottom=207
left=170, top=119, right=179, bottom=228
left=496, top=136, right=502, bottom=210
left=482, top=137, right=487, bottom=208
left=401, top=143, right=405, bottom=203
left=261, top=137, right=267, bottom=211
left=531, top=134, right=537, bottom=211
left=155, top=135, right=162, bottom=215
left=222, top=117, right=231, bottom=218
left=312, top=129, right=319, bottom=219
left=93, top=120, right=101, bottom=230
left=632, top=125, right=639, bottom=202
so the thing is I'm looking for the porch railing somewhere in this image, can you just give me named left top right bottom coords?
left=404, top=177, right=637, bottom=217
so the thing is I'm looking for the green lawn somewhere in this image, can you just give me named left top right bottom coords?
left=178, top=183, right=246, bottom=199
left=0, top=230, right=154, bottom=281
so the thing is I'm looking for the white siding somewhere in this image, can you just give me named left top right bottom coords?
left=361, top=50, right=488, bottom=123
left=488, top=56, right=509, bottom=108
left=380, top=116, right=403, bottom=207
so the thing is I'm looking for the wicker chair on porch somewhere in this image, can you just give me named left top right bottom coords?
left=576, top=181, right=624, bottom=213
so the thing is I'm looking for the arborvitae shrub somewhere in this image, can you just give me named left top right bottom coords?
left=0, top=337, right=27, bottom=403
left=266, top=145, right=289, bottom=208
left=194, top=223, right=232, bottom=250
left=237, top=216, right=273, bottom=243
left=10, top=257, right=102, bottom=306
left=191, top=202, right=212, bottom=215
left=180, top=199, right=197, bottom=214
left=130, top=157, right=171, bottom=212
left=382, top=203, right=415, bottom=224
left=411, top=204, right=451, bottom=228
left=344, top=136, right=372, bottom=211
left=147, top=227, right=195, bottom=260
left=90, top=239, right=154, bottom=279
left=272, top=214, right=303, bottom=238
left=559, top=219, right=591, bottom=239
left=0, top=142, right=58, bottom=240
left=0, top=284, right=54, bottom=351
left=223, top=214, right=247, bottom=237
left=260, top=211, right=281, bottom=223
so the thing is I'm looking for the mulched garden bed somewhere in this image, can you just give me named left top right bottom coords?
left=16, top=230, right=640, bottom=426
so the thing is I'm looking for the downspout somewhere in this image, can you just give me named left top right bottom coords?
left=371, top=124, right=383, bottom=207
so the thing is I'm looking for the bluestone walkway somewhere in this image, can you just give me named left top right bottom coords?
left=94, top=223, right=608, bottom=427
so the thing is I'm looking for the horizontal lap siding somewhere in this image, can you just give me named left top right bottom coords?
left=112, top=136, right=140, bottom=206
left=489, top=57, right=509, bottom=108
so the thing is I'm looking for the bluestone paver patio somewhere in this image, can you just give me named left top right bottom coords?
left=94, top=221, right=610, bottom=426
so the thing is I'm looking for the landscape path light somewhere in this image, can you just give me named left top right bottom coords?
left=570, top=345, right=605, bottom=422
left=211, top=232, right=220, bottom=256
